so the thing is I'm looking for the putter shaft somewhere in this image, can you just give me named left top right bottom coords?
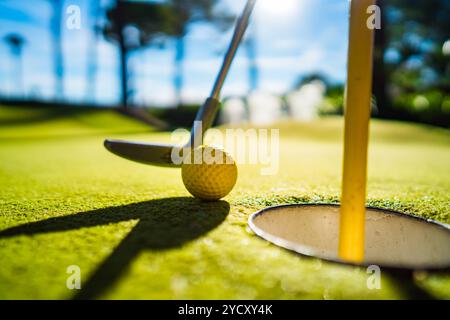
left=190, top=0, right=257, bottom=146
left=104, top=0, right=257, bottom=167
left=210, top=0, right=257, bottom=100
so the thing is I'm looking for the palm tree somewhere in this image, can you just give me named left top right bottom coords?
left=85, top=1, right=104, bottom=103
left=244, top=27, right=259, bottom=93
left=50, top=0, right=64, bottom=101
left=104, top=0, right=173, bottom=108
left=4, top=33, right=26, bottom=98
left=167, top=0, right=234, bottom=107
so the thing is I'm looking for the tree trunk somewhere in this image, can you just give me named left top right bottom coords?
left=17, top=53, right=24, bottom=99
left=116, top=1, right=129, bottom=109
left=119, top=39, right=129, bottom=109
left=85, top=1, right=100, bottom=103
left=85, top=40, right=98, bottom=103
left=372, top=0, right=391, bottom=118
left=52, top=0, right=64, bottom=101
left=174, top=36, right=185, bottom=108
left=245, top=32, right=259, bottom=93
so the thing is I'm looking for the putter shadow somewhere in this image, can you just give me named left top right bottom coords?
left=0, top=197, right=230, bottom=299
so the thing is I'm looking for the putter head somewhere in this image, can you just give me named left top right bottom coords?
left=104, top=139, right=182, bottom=168
left=103, top=0, right=256, bottom=169
left=104, top=99, right=219, bottom=168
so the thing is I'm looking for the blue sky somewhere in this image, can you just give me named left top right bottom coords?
left=0, top=0, right=350, bottom=106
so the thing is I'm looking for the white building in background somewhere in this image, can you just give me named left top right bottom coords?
left=220, top=97, right=247, bottom=125
left=286, top=80, right=326, bottom=121
left=247, top=91, right=283, bottom=125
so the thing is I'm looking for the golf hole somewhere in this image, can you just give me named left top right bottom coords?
left=248, top=204, right=450, bottom=270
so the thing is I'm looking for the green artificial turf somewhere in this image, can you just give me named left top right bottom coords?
left=0, top=104, right=449, bottom=299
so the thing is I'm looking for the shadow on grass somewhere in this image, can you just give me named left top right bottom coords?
left=0, top=197, right=229, bottom=299
left=383, top=269, right=437, bottom=300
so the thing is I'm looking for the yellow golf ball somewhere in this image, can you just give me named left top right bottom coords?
left=181, top=145, right=238, bottom=201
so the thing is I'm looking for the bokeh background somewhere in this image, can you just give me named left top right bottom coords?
left=1, top=0, right=450, bottom=300
left=0, top=0, right=448, bottom=127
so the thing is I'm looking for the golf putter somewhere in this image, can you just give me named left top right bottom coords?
left=104, top=0, right=257, bottom=167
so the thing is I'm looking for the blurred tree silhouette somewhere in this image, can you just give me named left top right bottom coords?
left=104, top=0, right=233, bottom=108
left=244, top=27, right=259, bottom=94
left=166, top=0, right=234, bottom=106
left=104, top=0, right=174, bottom=108
left=4, top=33, right=26, bottom=98
left=85, top=1, right=104, bottom=103
left=373, top=0, right=450, bottom=126
left=50, top=0, right=64, bottom=101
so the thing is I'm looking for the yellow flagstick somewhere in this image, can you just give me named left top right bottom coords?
left=339, top=0, right=376, bottom=263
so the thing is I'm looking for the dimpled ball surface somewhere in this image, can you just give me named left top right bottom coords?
left=181, top=145, right=238, bottom=201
